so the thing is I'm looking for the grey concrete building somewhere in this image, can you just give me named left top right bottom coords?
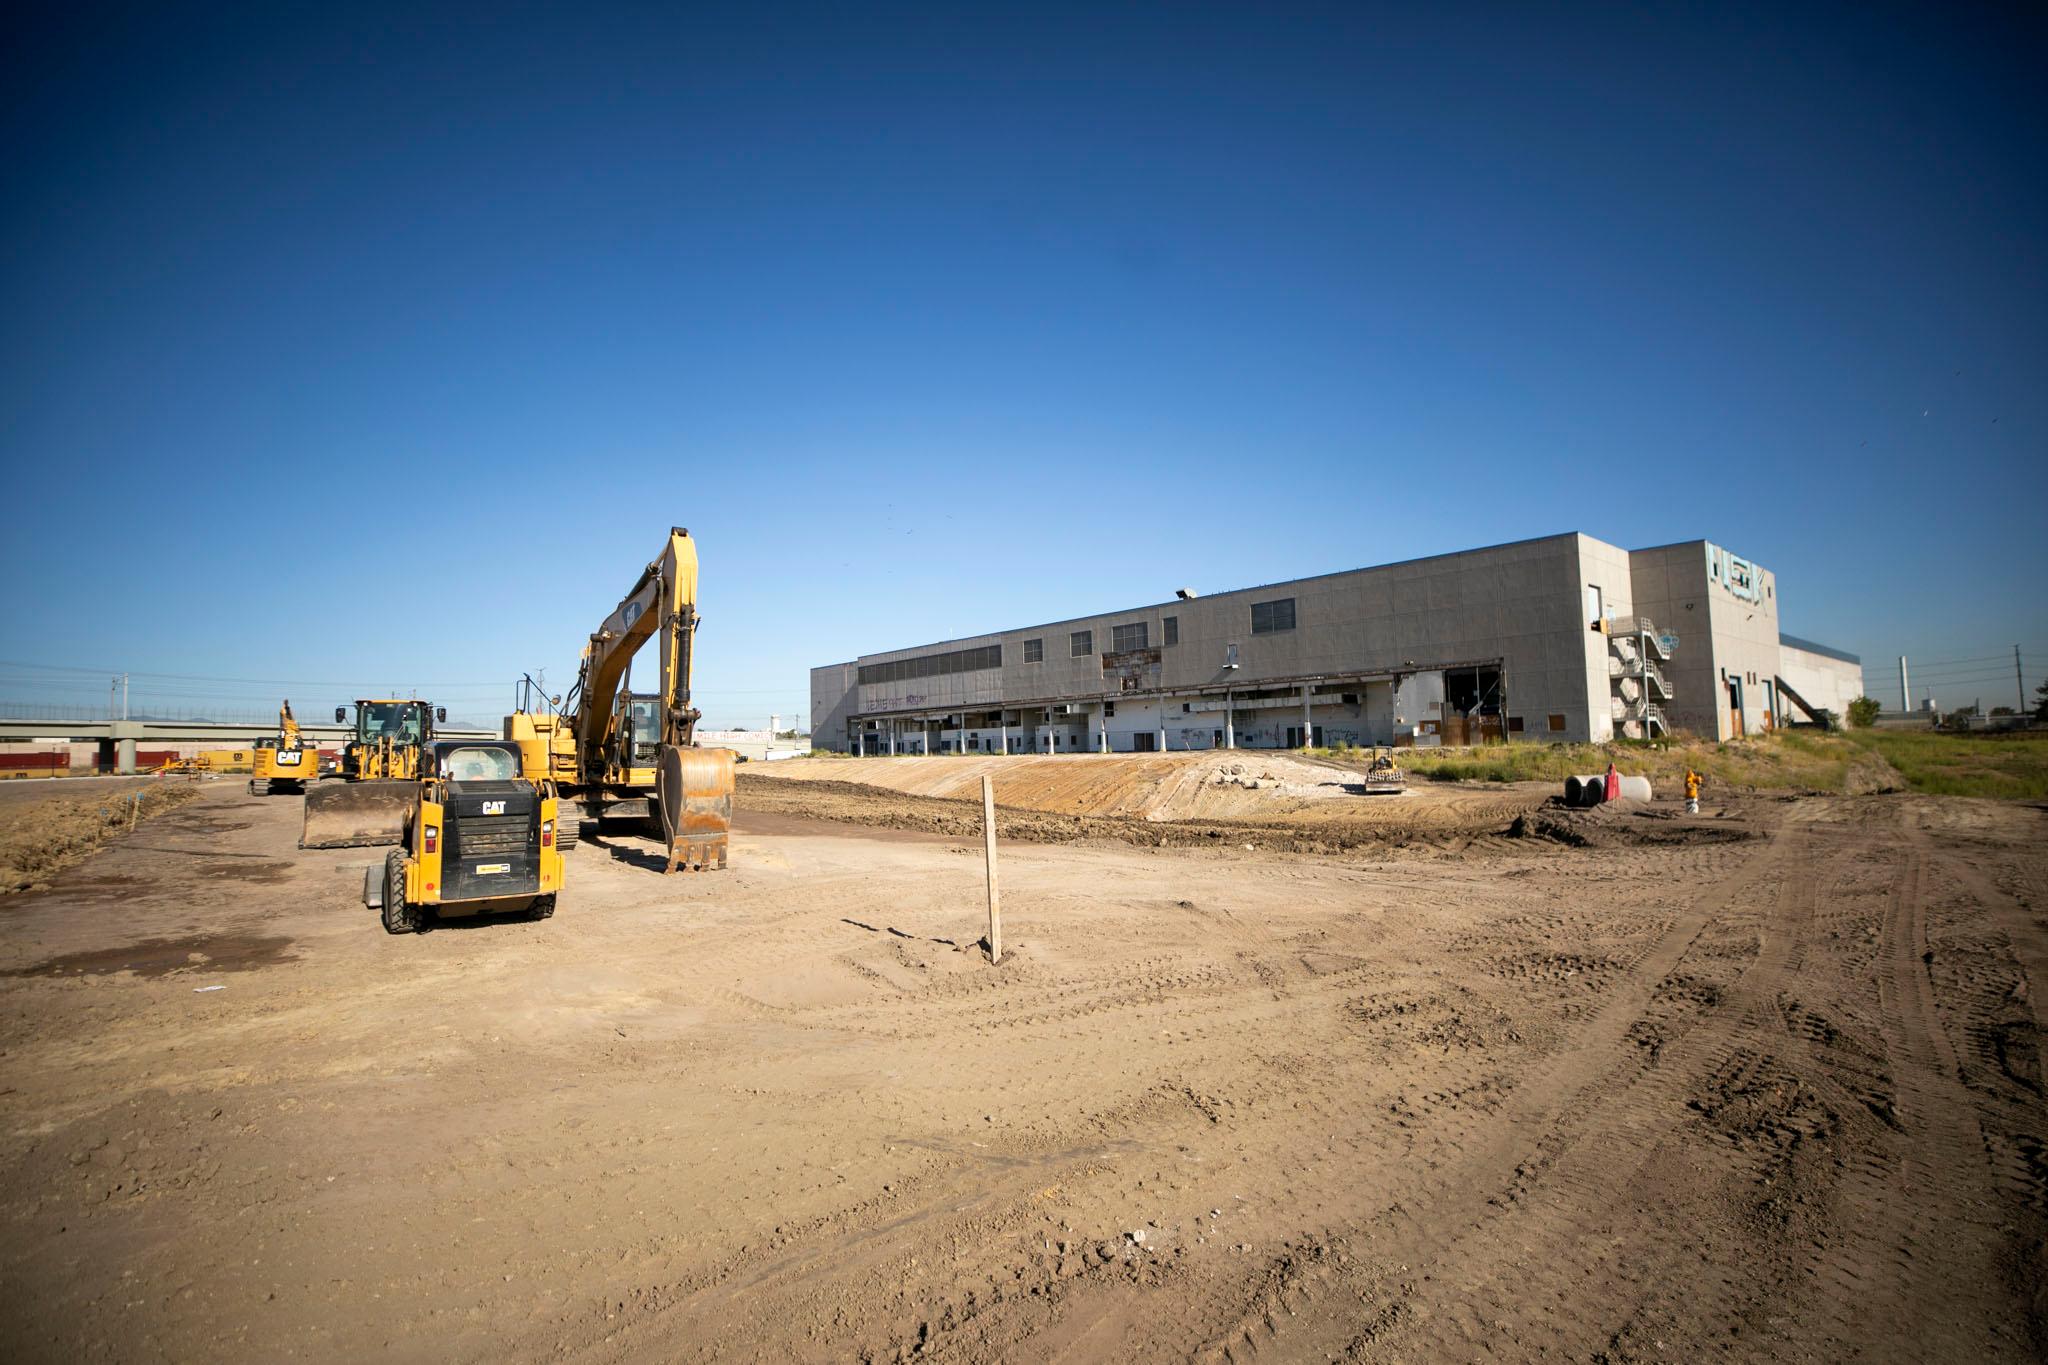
left=809, top=533, right=1850, bottom=754
left=1776, top=636, right=1864, bottom=727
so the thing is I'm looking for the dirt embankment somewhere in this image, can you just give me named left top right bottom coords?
left=738, top=770, right=1748, bottom=857
left=762, top=751, right=1375, bottom=821
left=0, top=782, right=203, bottom=894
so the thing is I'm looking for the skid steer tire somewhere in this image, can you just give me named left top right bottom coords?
left=529, top=894, right=557, bottom=921
left=382, top=850, right=421, bottom=935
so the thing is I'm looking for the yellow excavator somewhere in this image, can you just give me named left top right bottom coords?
left=301, top=697, right=445, bottom=848
left=505, top=527, right=734, bottom=872
left=250, top=700, right=316, bottom=796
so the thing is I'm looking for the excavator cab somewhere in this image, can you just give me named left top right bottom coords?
left=616, top=693, right=663, bottom=782
left=363, top=739, right=563, bottom=933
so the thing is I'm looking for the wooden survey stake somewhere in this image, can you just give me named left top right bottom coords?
left=981, top=775, right=1002, bottom=964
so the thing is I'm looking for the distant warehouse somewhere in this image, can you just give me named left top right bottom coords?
left=809, top=533, right=1861, bottom=755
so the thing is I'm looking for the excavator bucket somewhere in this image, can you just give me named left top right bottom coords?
left=301, top=780, right=417, bottom=849
left=655, top=746, right=734, bottom=872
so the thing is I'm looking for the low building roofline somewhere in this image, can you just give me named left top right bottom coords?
left=843, top=530, right=1602, bottom=665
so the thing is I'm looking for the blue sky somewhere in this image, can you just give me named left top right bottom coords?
left=4, top=2, right=2043, bottom=726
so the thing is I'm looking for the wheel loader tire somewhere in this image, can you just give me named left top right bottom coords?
left=556, top=806, right=581, bottom=853
left=382, top=849, right=421, bottom=935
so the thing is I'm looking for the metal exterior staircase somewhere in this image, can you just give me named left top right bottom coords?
left=1607, top=617, right=1675, bottom=738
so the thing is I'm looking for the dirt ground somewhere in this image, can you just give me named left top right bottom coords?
left=0, top=778, right=204, bottom=894
left=0, top=763, right=2043, bottom=1362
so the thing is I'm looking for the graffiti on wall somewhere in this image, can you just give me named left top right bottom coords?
left=1707, top=544, right=1762, bottom=604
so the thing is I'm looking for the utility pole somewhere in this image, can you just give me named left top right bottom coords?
left=2018, top=646, right=2027, bottom=717
left=1899, top=656, right=1910, bottom=713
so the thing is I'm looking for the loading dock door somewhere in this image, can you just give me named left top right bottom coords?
left=1132, top=732, right=1156, bottom=753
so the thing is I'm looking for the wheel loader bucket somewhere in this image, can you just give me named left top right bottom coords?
left=301, top=779, right=417, bottom=849
left=655, top=746, right=734, bottom=872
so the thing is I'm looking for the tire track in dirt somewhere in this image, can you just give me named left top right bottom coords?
left=1196, top=806, right=2031, bottom=1358
left=1774, top=804, right=2023, bottom=1361
left=1350, top=812, right=1829, bottom=1360
left=1829, top=804, right=2047, bottom=1358
left=1173, top=825, right=1801, bottom=1361
left=1206, top=799, right=2042, bottom=1365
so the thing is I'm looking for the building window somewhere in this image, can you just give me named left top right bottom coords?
left=1103, top=701, right=1115, bottom=717
left=1023, top=638, right=1043, bottom=664
left=857, top=644, right=1002, bottom=686
left=1071, top=630, right=1092, bottom=657
left=1163, top=616, right=1178, bottom=646
left=1250, top=598, right=1295, bottom=634
left=1111, top=622, right=1147, bottom=652
left=1547, top=714, right=1567, bottom=732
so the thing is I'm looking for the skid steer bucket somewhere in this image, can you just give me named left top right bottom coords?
left=655, top=746, right=734, bottom=873
left=301, top=779, right=417, bottom=849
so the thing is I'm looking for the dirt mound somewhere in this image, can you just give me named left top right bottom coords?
left=739, top=771, right=1526, bottom=856
left=1508, top=799, right=1759, bottom=848
left=760, top=751, right=1376, bottom=822
left=0, top=782, right=203, bottom=894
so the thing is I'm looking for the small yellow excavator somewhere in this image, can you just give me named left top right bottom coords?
left=505, top=527, right=734, bottom=872
left=250, top=700, right=316, bottom=796
left=301, top=697, right=445, bottom=848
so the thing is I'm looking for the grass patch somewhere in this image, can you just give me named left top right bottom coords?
left=1319, top=731, right=1888, bottom=796
left=1840, top=729, right=2048, bottom=801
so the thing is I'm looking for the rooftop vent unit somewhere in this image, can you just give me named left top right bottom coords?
left=1175, top=587, right=1198, bottom=600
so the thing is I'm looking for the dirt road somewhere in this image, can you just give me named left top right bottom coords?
left=0, top=780, right=2041, bottom=1361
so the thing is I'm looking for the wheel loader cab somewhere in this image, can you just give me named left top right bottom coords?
left=369, top=739, right=563, bottom=934
left=343, top=699, right=433, bottom=779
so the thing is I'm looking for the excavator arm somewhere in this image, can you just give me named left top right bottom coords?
left=573, top=528, right=732, bottom=872
left=574, top=528, right=703, bottom=767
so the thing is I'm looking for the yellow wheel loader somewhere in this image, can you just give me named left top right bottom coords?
left=250, top=700, right=316, bottom=795
left=505, top=528, right=734, bottom=872
left=301, top=697, right=445, bottom=849
left=362, top=738, right=563, bottom=933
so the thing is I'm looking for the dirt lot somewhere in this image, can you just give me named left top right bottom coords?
left=0, top=763, right=2043, bottom=1362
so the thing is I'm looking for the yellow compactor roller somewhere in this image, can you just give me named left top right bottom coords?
left=301, top=697, right=445, bottom=849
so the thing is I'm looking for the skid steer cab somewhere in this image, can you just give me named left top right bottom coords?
left=365, top=739, right=563, bottom=934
